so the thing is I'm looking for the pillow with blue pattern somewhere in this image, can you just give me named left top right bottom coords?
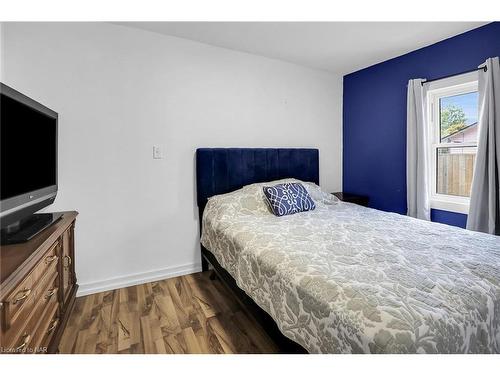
left=262, top=182, right=316, bottom=217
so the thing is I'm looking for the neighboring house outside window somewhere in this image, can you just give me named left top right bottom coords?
left=441, top=122, right=478, bottom=144
left=426, top=71, right=479, bottom=214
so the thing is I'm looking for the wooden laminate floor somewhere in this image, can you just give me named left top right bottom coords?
left=58, top=271, right=279, bottom=353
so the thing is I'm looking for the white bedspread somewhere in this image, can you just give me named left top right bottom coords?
left=201, top=179, right=500, bottom=353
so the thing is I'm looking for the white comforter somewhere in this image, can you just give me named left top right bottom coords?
left=201, top=179, right=500, bottom=353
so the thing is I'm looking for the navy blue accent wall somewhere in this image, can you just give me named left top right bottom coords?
left=343, top=22, right=500, bottom=228
left=431, top=209, right=468, bottom=229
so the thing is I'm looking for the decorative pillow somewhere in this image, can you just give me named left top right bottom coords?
left=262, top=182, right=316, bottom=217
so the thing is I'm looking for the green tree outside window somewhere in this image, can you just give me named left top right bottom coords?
left=440, top=104, right=467, bottom=138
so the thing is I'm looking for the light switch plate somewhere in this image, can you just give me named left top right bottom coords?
left=153, top=145, right=164, bottom=159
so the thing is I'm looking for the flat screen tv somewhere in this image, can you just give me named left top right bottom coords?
left=1, top=83, right=61, bottom=244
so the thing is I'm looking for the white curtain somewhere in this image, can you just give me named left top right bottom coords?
left=467, top=57, right=500, bottom=235
left=407, top=79, right=430, bottom=221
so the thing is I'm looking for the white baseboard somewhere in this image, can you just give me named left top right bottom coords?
left=76, top=262, right=202, bottom=297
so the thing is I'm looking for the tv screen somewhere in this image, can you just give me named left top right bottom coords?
left=1, top=93, right=57, bottom=200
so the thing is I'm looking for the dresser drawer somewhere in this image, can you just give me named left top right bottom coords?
left=30, top=302, right=59, bottom=353
left=34, top=261, right=59, bottom=302
left=9, top=331, right=34, bottom=354
left=2, top=274, right=35, bottom=332
left=7, top=302, right=41, bottom=353
left=8, top=301, right=58, bottom=354
left=34, top=272, right=59, bottom=324
left=1, top=242, right=58, bottom=331
left=32, top=242, right=59, bottom=284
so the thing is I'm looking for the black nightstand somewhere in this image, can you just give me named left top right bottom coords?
left=332, top=192, right=369, bottom=207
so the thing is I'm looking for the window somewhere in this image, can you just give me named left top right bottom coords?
left=426, top=72, right=478, bottom=214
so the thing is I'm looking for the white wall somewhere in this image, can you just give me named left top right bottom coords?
left=1, top=22, right=343, bottom=295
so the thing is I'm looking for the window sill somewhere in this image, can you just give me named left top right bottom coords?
left=430, top=199, right=469, bottom=215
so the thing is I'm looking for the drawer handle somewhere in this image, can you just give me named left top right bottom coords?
left=47, top=318, right=59, bottom=334
left=64, top=255, right=72, bottom=268
left=13, top=288, right=32, bottom=304
left=45, top=288, right=57, bottom=299
left=16, top=333, right=31, bottom=351
left=45, top=255, right=58, bottom=264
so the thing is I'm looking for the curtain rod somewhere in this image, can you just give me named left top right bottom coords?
left=421, top=66, right=487, bottom=86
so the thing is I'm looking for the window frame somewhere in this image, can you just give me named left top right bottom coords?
left=425, top=71, right=478, bottom=215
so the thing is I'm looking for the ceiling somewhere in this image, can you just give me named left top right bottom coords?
left=116, top=22, right=487, bottom=75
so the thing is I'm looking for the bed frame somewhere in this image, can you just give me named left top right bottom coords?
left=196, top=148, right=320, bottom=353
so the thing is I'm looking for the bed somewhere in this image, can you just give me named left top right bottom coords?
left=196, top=148, right=500, bottom=354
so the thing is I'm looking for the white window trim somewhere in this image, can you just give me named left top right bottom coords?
left=425, top=71, right=478, bottom=215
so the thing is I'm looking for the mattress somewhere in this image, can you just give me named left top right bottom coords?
left=200, top=179, right=500, bottom=353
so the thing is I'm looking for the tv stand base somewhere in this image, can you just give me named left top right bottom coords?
left=1, top=212, right=63, bottom=245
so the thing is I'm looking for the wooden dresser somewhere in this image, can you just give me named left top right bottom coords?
left=0, top=211, right=78, bottom=354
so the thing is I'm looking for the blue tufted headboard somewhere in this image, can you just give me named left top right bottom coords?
left=195, top=148, right=319, bottom=214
